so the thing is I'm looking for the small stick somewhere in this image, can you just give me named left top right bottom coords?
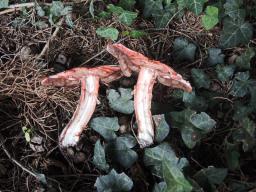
left=0, top=134, right=46, bottom=184
left=36, top=18, right=64, bottom=60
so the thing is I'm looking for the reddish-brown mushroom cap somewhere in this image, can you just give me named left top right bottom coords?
left=107, top=43, right=192, bottom=92
left=107, top=43, right=192, bottom=148
left=41, top=66, right=122, bottom=147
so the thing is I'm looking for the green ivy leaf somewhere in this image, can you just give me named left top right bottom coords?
left=235, top=48, right=255, bottom=69
left=224, top=0, right=245, bottom=21
left=194, top=166, right=228, bottom=192
left=129, top=30, right=146, bottom=38
left=173, top=37, right=197, bottom=63
left=153, top=182, right=167, bottom=192
left=152, top=12, right=172, bottom=28
left=96, top=27, right=119, bottom=41
left=107, top=88, right=134, bottom=114
left=90, top=117, right=119, bottom=141
left=216, top=65, right=235, bottom=82
left=142, top=0, right=163, bottom=18
left=107, top=135, right=138, bottom=168
left=163, top=160, right=193, bottom=192
left=225, top=140, right=240, bottom=171
left=152, top=3, right=176, bottom=28
left=107, top=4, right=124, bottom=15
left=170, top=109, right=215, bottom=148
left=118, top=0, right=136, bottom=10
left=153, top=115, right=170, bottom=143
left=50, top=1, right=65, bottom=17
left=0, top=0, right=9, bottom=8
left=219, top=18, right=253, bottom=48
left=35, top=5, right=45, bottom=17
left=202, top=6, right=219, bottom=30
left=242, top=117, right=255, bottom=137
left=233, top=103, right=253, bottom=121
left=190, top=112, right=216, bottom=132
left=94, top=169, right=133, bottom=192
left=92, top=140, right=109, bottom=172
left=118, top=11, right=138, bottom=26
left=237, top=117, right=256, bottom=152
left=183, top=91, right=208, bottom=111
left=230, top=71, right=251, bottom=97
left=187, top=0, right=207, bottom=15
left=191, top=68, right=211, bottom=89
left=207, top=48, right=225, bottom=66
left=144, top=143, right=189, bottom=177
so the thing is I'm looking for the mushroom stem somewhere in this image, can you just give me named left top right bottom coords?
left=134, top=68, right=157, bottom=148
left=59, top=75, right=100, bottom=147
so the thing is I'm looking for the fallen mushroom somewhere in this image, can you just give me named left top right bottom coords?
left=41, top=66, right=122, bottom=147
left=107, top=43, right=192, bottom=148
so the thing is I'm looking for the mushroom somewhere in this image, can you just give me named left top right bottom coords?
left=107, top=43, right=192, bottom=148
left=41, top=66, right=122, bottom=147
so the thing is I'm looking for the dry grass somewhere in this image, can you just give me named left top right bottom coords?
left=0, top=2, right=222, bottom=190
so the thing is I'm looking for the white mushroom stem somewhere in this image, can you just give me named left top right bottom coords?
left=59, top=76, right=100, bottom=147
left=134, top=68, right=157, bottom=148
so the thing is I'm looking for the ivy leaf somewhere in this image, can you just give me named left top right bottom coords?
left=170, top=109, right=215, bottom=148
left=173, top=37, right=197, bottom=63
left=202, top=6, right=219, bottom=30
left=230, top=71, right=251, bottom=97
left=153, top=182, right=167, bottom=192
left=107, top=135, right=138, bottom=168
left=215, top=65, right=235, bottom=82
left=144, top=143, right=189, bottom=177
left=142, top=0, right=163, bottom=18
left=238, top=117, right=256, bottom=151
left=153, top=115, right=170, bottom=143
left=118, top=0, right=136, bottom=10
left=118, top=11, right=137, bottom=26
left=96, top=27, right=119, bottom=41
left=190, top=112, right=216, bottom=132
left=224, top=0, right=245, bottom=21
left=0, top=0, right=9, bottom=8
left=233, top=103, right=252, bottom=121
left=187, top=0, right=207, bottom=15
left=129, top=30, right=146, bottom=38
left=225, top=140, right=240, bottom=171
left=235, top=48, right=255, bottom=69
left=183, top=91, right=208, bottom=111
left=219, top=18, right=253, bottom=48
left=152, top=12, right=172, bottom=28
left=50, top=1, right=67, bottom=17
left=207, top=48, right=225, bottom=66
left=152, top=3, right=176, bottom=28
left=92, top=140, right=109, bottom=172
left=90, top=117, right=119, bottom=141
left=107, top=4, right=124, bottom=15
left=94, top=169, right=133, bottom=192
left=35, top=5, right=45, bottom=17
left=194, top=166, right=228, bottom=192
left=163, top=160, right=193, bottom=192
left=107, top=88, right=134, bottom=114
left=191, top=68, right=211, bottom=89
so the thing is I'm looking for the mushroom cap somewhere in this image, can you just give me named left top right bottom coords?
left=41, top=65, right=122, bottom=87
left=107, top=43, right=192, bottom=92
